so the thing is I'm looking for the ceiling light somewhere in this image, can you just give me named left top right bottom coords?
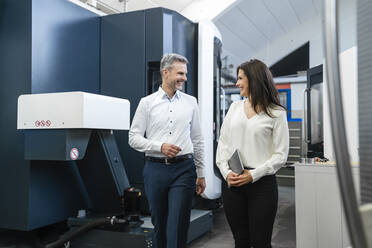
left=181, top=0, right=238, bottom=22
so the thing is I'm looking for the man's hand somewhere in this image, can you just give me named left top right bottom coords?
left=227, top=170, right=253, bottom=187
left=161, top=143, right=182, bottom=158
left=196, top=177, right=206, bottom=195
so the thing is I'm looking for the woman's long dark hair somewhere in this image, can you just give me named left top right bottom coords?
left=237, top=59, right=285, bottom=118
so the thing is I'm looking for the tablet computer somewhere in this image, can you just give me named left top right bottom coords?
left=228, top=149, right=244, bottom=174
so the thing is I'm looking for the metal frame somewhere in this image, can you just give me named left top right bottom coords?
left=322, top=0, right=367, bottom=247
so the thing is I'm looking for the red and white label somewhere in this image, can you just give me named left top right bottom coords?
left=34, top=120, right=52, bottom=127
left=70, top=148, right=79, bottom=160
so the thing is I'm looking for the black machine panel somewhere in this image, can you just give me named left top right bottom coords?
left=31, top=0, right=100, bottom=94
left=0, top=0, right=32, bottom=230
left=306, top=64, right=324, bottom=158
left=0, top=0, right=100, bottom=231
left=100, top=11, right=147, bottom=186
left=76, top=130, right=130, bottom=214
left=24, top=130, right=91, bottom=161
left=28, top=160, right=88, bottom=230
left=145, top=8, right=197, bottom=96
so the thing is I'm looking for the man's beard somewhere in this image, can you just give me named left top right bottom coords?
left=172, top=79, right=184, bottom=91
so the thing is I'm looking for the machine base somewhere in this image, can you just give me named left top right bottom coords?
left=68, top=209, right=212, bottom=247
left=141, top=209, right=213, bottom=244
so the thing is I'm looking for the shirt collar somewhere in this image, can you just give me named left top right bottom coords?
left=158, top=86, right=181, bottom=100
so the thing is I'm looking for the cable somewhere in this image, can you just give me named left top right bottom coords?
left=38, top=217, right=126, bottom=248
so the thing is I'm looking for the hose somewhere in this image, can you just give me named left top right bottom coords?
left=42, top=216, right=126, bottom=248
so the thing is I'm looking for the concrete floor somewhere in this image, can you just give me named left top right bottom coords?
left=188, top=186, right=296, bottom=248
left=0, top=186, right=295, bottom=248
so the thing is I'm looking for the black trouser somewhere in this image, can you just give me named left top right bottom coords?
left=222, top=175, right=278, bottom=248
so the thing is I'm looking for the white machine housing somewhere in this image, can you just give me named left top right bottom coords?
left=17, top=91, right=130, bottom=130
left=198, top=20, right=222, bottom=200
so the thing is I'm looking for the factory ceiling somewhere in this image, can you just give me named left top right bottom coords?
left=70, top=0, right=336, bottom=72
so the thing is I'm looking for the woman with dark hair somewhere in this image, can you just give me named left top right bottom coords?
left=216, top=59, right=289, bottom=248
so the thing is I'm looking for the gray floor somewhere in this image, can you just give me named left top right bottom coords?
left=188, top=186, right=296, bottom=248
left=0, top=186, right=295, bottom=248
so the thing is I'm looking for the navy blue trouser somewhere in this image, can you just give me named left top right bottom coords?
left=143, top=158, right=196, bottom=248
left=222, top=175, right=278, bottom=248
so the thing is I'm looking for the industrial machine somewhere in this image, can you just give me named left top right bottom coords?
left=18, top=92, right=151, bottom=247
left=0, top=0, right=222, bottom=246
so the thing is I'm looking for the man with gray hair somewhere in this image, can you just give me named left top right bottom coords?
left=129, top=53, right=205, bottom=248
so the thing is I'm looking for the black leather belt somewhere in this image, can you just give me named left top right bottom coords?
left=146, top=154, right=193, bottom=165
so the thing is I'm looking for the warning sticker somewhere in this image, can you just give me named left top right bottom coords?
left=70, top=148, right=79, bottom=160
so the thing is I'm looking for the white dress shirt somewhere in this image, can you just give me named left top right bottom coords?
left=216, top=100, right=289, bottom=183
left=129, top=87, right=205, bottom=177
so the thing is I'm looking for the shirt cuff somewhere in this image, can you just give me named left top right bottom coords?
left=249, top=166, right=266, bottom=183
left=152, top=141, right=163, bottom=152
left=219, top=165, right=232, bottom=181
left=196, top=167, right=205, bottom=178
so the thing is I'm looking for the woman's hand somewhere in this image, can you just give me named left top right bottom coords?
left=228, top=170, right=253, bottom=187
left=226, top=171, right=240, bottom=187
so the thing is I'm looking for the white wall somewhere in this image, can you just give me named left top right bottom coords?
left=324, top=46, right=359, bottom=163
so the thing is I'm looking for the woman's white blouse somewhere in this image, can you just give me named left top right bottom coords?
left=216, top=100, right=289, bottom=183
